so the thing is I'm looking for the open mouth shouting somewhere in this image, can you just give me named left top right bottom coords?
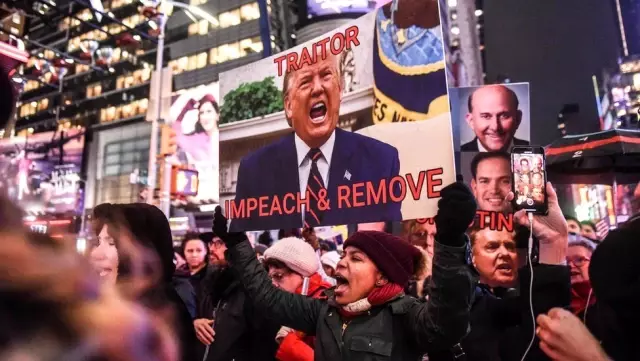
left=495, top=263, right=513, bottom=275
left=309, top=101, right=327, bottom=124
left=334, top=272, right=350, bottom=296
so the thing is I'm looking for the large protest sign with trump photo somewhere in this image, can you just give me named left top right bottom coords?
left=219, top=0, right=455, bottom=232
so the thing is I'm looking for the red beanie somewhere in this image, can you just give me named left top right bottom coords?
left=344, top=231, right=421, bottom=286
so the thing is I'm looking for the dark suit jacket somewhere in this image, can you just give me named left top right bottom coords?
left=460, top=137, right=529, bottom=152
left=230, top=128, right=402, bottom=231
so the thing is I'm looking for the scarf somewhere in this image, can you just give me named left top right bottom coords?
left=338, top=283, right=405, bottom=318
left=571, top=280, right=596, bottom=315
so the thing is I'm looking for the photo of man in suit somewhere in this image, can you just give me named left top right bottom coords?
left=469, top=151, right=512, bottom=213
left=461, top=85, right=529, bottom=152
left=230, top=50, right=401, bottom=232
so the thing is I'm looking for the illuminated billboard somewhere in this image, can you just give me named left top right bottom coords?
left=169, top=82, right=219, bottom=204
left=0, top=129, right=85, bottom=215
left=307, top=0, right=387, bottom=18
left=171, top=167, right=199, bottom=197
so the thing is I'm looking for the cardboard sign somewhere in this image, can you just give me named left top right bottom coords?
left=220, top=3, right=455, bottom=231
left=449, top=83, right=531, bottom=214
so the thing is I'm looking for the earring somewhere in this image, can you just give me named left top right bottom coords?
left=376, top=280, right=383, bottom=286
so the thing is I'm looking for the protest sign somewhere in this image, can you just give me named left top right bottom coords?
left=451, top=83, right=531, bottom=154
left=220, top=2, right=455, bottom=231
left=449, top=83, right=531, bottom=213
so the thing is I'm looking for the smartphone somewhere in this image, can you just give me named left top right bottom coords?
left=511, top=146, right=548, bottom=215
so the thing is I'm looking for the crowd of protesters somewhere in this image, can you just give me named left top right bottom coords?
left=3, top=173, right=639, bottom=361
left=4, top=46, right=640, bottom=361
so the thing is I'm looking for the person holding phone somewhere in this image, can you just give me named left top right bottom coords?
left=511, top=147, right=548, bottom=214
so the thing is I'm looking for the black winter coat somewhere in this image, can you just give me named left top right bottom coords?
left=173, top=274, right=197, bottom=320
left=226, top=240, right=475, bottom=361
left=428, top=264, right=570, bottom=361
left=197, top=266, right=279, bottom=361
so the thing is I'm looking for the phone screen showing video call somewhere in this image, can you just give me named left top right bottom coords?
left=511, top=147, right=548, bottom=215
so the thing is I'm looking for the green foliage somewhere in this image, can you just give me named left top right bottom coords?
left=219, top=76, right=284, bottom=124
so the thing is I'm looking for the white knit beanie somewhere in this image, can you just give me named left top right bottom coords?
left=264, top=237, right=319, bottom=277
left=320, top=251, right=340, bottom=271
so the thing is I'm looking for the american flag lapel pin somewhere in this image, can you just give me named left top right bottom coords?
left=344, top=170, right=351, bottom=181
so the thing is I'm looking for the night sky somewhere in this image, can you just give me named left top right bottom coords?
left=482, top=0, right=621, bottom=146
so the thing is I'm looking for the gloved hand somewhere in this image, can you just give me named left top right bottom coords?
left=213, top=206, right=247, bottom=247
left=434, top=181, right=477, bottom=247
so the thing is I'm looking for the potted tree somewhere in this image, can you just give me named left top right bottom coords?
left=219, top=76, right=284, bottom=125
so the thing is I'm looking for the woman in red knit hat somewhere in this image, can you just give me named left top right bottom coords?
left=214, top=182, right=478, bottom=360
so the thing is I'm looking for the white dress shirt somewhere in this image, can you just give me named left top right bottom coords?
left=294, top=130, right=336, bottom=222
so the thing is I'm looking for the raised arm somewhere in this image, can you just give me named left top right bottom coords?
left=405, top=181, right=476, bottom=351
left=216, top=210, right=323, bottom=334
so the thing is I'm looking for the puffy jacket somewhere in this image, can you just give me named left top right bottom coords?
left=226, top=240, right=474, bottom=361
left=276, top=273, right=331, bottom=361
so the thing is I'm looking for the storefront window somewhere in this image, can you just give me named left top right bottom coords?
left=24, top=80, right=40, bottom=92
left=219, top=9, right=241, bottom=28
left=240, top=3, right=260, bottom=21
left=75, top=63, right=90, bottom=74
left=169, top=59, right=181, bottom=75
left=188, top=22, right=199, bottom=36
left=19, top=99, right=50, bottom=118
left=110, top=0, right=134, bottom=10
left=99, top=98, right=148, bottom=123
left=178, top=56, right=188, bottom=72
left=59, top=17, right=70, bottom=31
left=87, top=83, right=103, bottom=98
left=174, top=35, right=263, bottom=71
left=196, top=52, right=208, bottom=69
left=209, top=48, right=218, bottom=65
left=99, top=135, right=150, bottom=204
left=198, top=19, right=209, bottom=35
left=239, top=37, right=263, bottom=55
left=188, top=54, right=198, bottom=71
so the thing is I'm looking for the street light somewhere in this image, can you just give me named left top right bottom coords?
left=142, top=0, right=218, bottom=217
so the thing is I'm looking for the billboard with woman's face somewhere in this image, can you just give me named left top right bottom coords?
left=169, top=83, right=220, bottom=204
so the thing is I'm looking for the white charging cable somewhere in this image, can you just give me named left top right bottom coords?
left=584, top=288, right=593, bottom=323
left=521, top=212, right=535, bottom=361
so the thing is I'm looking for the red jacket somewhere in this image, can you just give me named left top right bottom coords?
left=275, top=273, right=331, bottom=361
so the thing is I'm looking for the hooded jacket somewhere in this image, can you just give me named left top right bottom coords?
left=120, top=204, right=199, bottom=361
